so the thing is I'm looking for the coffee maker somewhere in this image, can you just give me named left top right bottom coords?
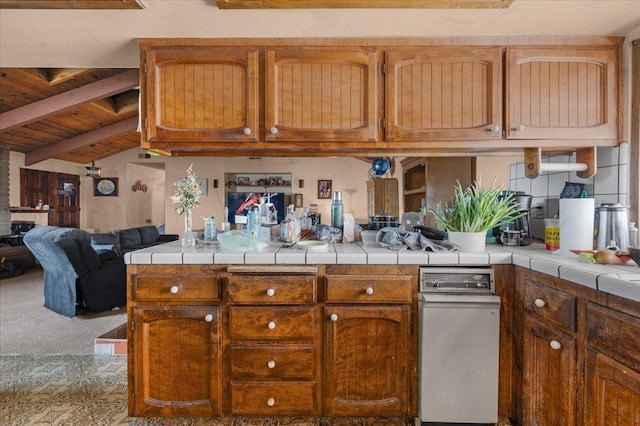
left=493, top=192, right=534, bottom=246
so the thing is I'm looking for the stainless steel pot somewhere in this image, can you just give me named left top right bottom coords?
left=368, top=211, right=399, bottom=230
left=594, top=203, right=630, bottom=250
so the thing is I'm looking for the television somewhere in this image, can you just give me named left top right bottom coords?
left=226, top=192, right=287, bottom=224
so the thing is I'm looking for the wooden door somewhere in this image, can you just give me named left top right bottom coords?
left=523, top=315, right=578, bottom=426
left=265, top=48, right=379, bottom=142
left=323, top=305, right=410, bottom=416
left=131, top=306, right=221, bottom=417
left=506, top=46, right=618, bottom=141
left=585, top=351, right=640, bottom=426
left=142, top=47, right=260, bottom=143
left=385, top=47, right=502, bottom=141
left=20, top=168, right=48, bottom=208
left=50, top=173, right=80, bottom=228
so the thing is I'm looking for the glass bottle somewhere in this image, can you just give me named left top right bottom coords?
left=629, top=222, right=638, bottom=247
left=181, top=208, right=196, bottom=248
left=331, top=191, right=344, bottom=229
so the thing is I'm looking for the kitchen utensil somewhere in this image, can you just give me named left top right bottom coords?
left=594, top=203, right=630, bottom=251
left=296, top=240, right=329, bottom=251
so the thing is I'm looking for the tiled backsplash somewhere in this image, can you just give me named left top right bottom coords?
left=509, top=143, right=629, bottom=240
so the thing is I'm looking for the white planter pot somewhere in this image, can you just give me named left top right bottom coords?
left=447, top=231, right=487, bottom=252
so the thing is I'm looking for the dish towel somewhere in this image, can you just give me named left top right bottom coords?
left=376, top=227, right=457, bottom=252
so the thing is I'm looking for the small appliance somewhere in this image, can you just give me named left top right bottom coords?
left=595, top=203, right=630, bottom=250
left=493, top=192, right=534, bottom=246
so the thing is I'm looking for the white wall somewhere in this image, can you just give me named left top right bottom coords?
left=9, top=149, right=516, bottom=234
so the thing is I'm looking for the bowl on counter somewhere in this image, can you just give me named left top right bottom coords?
left=361, top=230, right=380, bottom=246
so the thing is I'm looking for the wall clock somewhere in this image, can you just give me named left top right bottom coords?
left=94, top=177, right=119, bottom=197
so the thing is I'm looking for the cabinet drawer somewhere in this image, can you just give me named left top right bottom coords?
left=230, top=382, right=317, bottom=415
left=325, top=275, right=413, bottom=303
left=229, top=306, right=317, bottom=340
left=133, top=275, right=220, bottom=301
left=228, top=275, right=316, bottom=304
left=586, top=303, right=640, bottom=365
left=230, top=344, right=315, bottom=379
left=524, top=281, right=576, bottom=332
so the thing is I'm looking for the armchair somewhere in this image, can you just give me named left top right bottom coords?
left=23, top=226, right=126, bottom=317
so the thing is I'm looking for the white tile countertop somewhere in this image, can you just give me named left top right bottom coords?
left=124, top=240, right=640, bottom=303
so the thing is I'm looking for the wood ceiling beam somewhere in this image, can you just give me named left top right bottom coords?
left=0, top=0, right=144, bottom=9
left=0, top=69, right=139, bottom=132
left=25, top=116, right=138, bottom=166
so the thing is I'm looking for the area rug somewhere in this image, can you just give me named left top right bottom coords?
left=0, top=269, right=127, bottom=355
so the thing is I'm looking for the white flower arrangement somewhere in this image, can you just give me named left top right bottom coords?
left=171, top=164, right=201, bottom=215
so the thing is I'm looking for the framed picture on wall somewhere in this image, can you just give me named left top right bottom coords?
left=94, top=177, right=119, bottom=197
left=196, top=178, right=208, bottom=196
left=294, top=193, right=303, bottom=208
left=318, top=180, right=332, bottom=199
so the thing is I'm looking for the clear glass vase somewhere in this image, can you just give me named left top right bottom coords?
left=181, top=208, right=196, bottom=248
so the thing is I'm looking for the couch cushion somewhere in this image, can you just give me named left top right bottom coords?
left=90, top=231, right=121, bottom=251
left=138, top=226, right=160, bottom=244
left=57, top=233, right=100, bottom=277
left=119, top=228, right=141, bottom=249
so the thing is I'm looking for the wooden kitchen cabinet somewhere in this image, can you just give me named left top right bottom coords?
left=127, top=265, right=224, bottom=417
left=140, top=46, right=260, bottom=143
left=265, top=48, right=379, bottom=142
left=323, top=274, right=412, bottom=416
left=366, top=178, right=399, bottom=217
left=506, top=46, right=618, bottom=142
left=385, top=47, right=503, bottom=141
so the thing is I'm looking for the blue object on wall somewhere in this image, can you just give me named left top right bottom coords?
left=371, top=157, right=390, bottom=177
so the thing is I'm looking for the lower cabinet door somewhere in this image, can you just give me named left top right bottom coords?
left=523, top=315, right=577, bottom=426
left=323, top=305, right=411, bottom=416
left=131, top=306, right=221, bottom=417
left=585, top=351, right=640, bottom=426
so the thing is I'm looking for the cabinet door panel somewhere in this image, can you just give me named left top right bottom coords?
left=386, top=47, right=502, bottom=141
left=131, top=306, right=221, bottom=417
left=523, top=315, right=577, bottom=426
left=143, top=47, right=259, bottom=143
left=586, top=352, right=640, bottom=426
left=324, top=305, right=410, bottom=416
left=265, top=48, right=378, bottom=141
left=506, top=46, right=617, bottom=140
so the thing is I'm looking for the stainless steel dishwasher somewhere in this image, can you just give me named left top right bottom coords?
left=419, top=267, right=500, bottom=425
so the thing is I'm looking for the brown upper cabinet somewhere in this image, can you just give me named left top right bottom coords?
left=386, top=47, right=502, bottom=141
left=265, top=48, right=379, bottom=142
left=141, top=47, right=260, bottom=143
left=138, top=39, right=621, bottom=155
left=505, top=46, right=618, bottom=141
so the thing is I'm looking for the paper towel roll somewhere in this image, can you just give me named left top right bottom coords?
left=556, top=198, right=595, bottom=256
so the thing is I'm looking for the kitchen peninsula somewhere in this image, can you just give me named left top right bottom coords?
left=125, top=241, right=640, bottom=425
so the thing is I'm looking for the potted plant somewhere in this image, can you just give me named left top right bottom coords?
left=429, top=181, right=526, bottom=251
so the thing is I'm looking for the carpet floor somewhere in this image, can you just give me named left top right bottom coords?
left=0, top=269, right=127, bottom=355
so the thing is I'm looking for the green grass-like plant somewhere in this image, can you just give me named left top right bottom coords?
left=429, top=181, right=527, bottom=233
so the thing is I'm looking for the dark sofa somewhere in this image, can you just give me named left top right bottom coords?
left=90, top=225, right=178, bottom=255
left=23, top=226, right=126, bottom=317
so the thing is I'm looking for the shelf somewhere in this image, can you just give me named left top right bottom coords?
left=403, top=187, right=426, bottom=196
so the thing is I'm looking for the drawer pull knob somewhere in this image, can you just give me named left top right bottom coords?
left=270, top=127, right=278, bottom=135
left=204, top=314, right=213, bottom=323
left=170, top=285, right=179, bottom=294
left=330, top=313, right=339, bottom=322
left=550, top=340, right=562, bottom=350
left=534, top=298, right=546, bottom=308
left=267, top=397, right=275, bottom=407
left=243, top=127, right=251, bottom=135
left=266, top=288, right=276, bottom=297
left=267, top=360, right=276, bottom=369
left=365, top=287, right=374, bottom=295
left=267, top=321, right=276, bottom=330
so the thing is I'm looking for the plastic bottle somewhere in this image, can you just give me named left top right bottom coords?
left=247, top=205, right=261, bottom=238
left=629, top=222, right=638, bottom=247
left=203, top=216, right=217, bottom=242
left=331, top=191, right=344, bottom=229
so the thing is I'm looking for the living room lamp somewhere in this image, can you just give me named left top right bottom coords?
left=85, top=144, right=102, bottom=177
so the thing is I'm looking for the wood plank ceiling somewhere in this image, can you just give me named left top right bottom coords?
left=0, top=68, right=141, bottom=165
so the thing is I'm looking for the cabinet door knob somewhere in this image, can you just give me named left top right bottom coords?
left=534, top=298, right=546, bottom=308
left=267, top=321, right=276, bottom=330
left=267, top=360, right=276, bottom=369
left=243, top=127, right=251, bottom=135
left=267, top=397, right=275, bottom=407
left=550, top=340, right=562, bottom=350
left=365, top=287, right=374, bottom=295
left=488, top=124, right=500, bottom=132
left=204, top=314, right=213, bottom=323
left=266, top=288, right=276, bottom=297
left=170, top=285, right=179, bottom=294
left=514, top=124, right=525, bottom=132
left=270, top=127, right=278, bottom=135
left=330, top=313, right=338, bottom=322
